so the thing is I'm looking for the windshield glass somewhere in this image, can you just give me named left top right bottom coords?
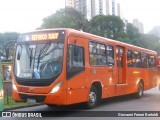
left=15, top=42, right=64, bottom=79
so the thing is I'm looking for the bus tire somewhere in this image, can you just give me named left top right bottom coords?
left=85, top=85, right=98, bottom=109
left=46, top=104, right=57, bottom=108
left=135, top=82, right=144, bottom=98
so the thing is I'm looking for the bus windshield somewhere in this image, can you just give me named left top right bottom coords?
left=15, top=42, right=64, bottom=79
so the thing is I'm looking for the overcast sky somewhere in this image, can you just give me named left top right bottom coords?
left=0, top=0, right=160, bottom=33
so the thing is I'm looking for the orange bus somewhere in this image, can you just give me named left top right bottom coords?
left=12, top=28, right=158, bottom=108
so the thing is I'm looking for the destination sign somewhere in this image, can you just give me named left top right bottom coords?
left=18, top=30, right=65, bottom=42
left=31, top=33, right=59, bottom=41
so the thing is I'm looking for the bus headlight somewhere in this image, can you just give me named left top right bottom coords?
left=12, top=80, right=18, bottom=91
left=49, top=81, right=62, bottom=94
left=0, top=89, right=4, bottom=98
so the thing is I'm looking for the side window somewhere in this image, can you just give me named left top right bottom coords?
left=141, top=53, right=149, bottom=68
left=133, top=51, right=141, bottom=68
left=67, top=45, right=85, bottom=79
left=116, top=47, right=124, bottom=68
left=149, top=55, right=156, bottom=68
left=89, top=42, right=106, bottom=66
left=127, top=50, right=141, bottom=68
left=127, top=50, right=133, bottom=67
left=106, top=45, right=114, bottom=66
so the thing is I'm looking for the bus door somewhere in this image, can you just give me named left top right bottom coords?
left=66, top=36, right=87, bottom=104
left=115, top=46, right=128, bottom=95
left=148, top=55, right=157, bottom=88
left=116, top=46, right=126, bottom=84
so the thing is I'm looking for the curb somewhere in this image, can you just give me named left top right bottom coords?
left=4, top=103, right=43, bottom=111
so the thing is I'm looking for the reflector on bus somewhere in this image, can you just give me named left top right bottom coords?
left=150, top=55, right=155, bottom=58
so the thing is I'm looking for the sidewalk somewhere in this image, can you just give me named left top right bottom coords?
left=144, top=86, right=160, bottom=95
left=4, top=103, right=43, bottom=111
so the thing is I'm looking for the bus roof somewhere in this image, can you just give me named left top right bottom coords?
left=21, top=28, right=157, bottom=54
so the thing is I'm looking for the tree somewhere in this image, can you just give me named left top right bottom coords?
left=88, top=15, right=125, bottom=40
left=40, top=7, right=88, bottom=31
left=126, top=23, right=140, bottom=40
left=0, top=32, right=19, bottom=61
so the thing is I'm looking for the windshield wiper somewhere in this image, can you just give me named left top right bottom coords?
left=36, top=42, right=51, bottom=69
left=24, top=44, right=34, bottom=68
left=29, top=48, right=33, bottom=67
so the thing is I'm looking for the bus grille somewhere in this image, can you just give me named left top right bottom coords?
left=19, top=94, right=46, bottom=102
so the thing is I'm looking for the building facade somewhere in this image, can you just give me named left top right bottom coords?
left=133, top=19, right=144, bottom=34
left=65, top=0, right=121, bottom=19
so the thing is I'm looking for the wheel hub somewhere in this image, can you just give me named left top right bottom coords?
left=89, top=92, right=96, bottom=105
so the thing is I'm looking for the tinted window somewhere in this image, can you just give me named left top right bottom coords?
left=106, top=45, right=114, bottom=66
left=116, top=47, right=124, bottom=68
left=67, top=45, right=85, bottom=79
left=141, top=53, right=149, bottom=68
left=89, top=42, right=106, bottom=66
left=133, top=51, right=141, bottom=68
left=127, top=50, right=133, bottom=67
left=127, top=50, right=141, bottom=68
left=149, top=55, right=156, bottom=68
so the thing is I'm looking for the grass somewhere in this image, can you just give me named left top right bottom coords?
left=3, top=96, right=38, bottom=109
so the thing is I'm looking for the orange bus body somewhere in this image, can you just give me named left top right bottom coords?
left=12, top=28, right=158, bottom=107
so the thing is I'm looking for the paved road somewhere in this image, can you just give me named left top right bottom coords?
left=2, top=86, right=160, bottom=120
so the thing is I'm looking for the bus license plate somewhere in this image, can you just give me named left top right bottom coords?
left=27, top=98, right=36, bottom=104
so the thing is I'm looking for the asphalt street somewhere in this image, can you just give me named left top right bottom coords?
left=1, top=86, right=160, bottom=120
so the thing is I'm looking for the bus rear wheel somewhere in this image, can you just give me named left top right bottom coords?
left=135, top=82, right=144, bottom=98
left=85, top=86, right=98, bottom=109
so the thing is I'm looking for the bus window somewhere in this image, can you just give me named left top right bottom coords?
left=127, top=50, right=134, bottom=67
left=89, top=42, right=106, bottom=66
left=149, top=55, right=156, bottom=68
left=15, top=43, right=64, bottom=79
left=106, top=45, right=114, bottom=66
left=116, top=47, right=124, bottom=68
left=128, top=50, right=142, bottom=68
left=67, top=45, right=85, bottom=79
left=133, top=51, right=142, bottom=68
left=141, top=53, right=149, bottom=68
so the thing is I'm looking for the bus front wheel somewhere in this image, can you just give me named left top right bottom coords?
left=86, top=86, right=98, bottom=109
left=135, top=82, right=144, bottom=98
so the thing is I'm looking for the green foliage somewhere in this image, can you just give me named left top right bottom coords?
left=40, top=7, right=87, bottom=30
left=0, top=32, right=19, bottom=45
left=0, top=32, right=19, bottom=61
left=126, top=23, right=140, bottom=40
left=40, top=8, right=160, bottom=55
left=88, top=15, right=125, bottom=40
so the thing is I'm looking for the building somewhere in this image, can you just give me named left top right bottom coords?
left=65, top=0, right=121, bottom=19
left=149, top=26, right=160, bottom=38
left=106, top=0, right=112, bottom=15
left=133, top=19, right=144, bottom=34
left=117, top=3, right=121, bottom=17
left=99, top=0, right=106, bottom=15
left=65, top=0, right=76, bottom=8
left=77, top=0, right=92, bottom=20
left=91, top=0, right=99, bottom=17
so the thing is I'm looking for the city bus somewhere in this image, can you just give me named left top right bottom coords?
left=0, top=60, right=4, bottom=111
left=12, top=28, right=158, bottom=109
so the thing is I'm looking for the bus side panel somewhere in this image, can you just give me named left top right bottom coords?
left=148, top=68, right=158, bottom=89
left=142, top=69, right=150, bottom=90
left=66, top=36, right=89, bottom=105
left=102, top=66, right=116, bottom=98
left=89, top=66, right=116, bottom=98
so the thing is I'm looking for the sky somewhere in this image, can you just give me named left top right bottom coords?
left=0, top=0, right=160, bottom=33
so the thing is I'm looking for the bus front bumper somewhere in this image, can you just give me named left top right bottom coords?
left=12, top=90, right=66, bottom=105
